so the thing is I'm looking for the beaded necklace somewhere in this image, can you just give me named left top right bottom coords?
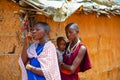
left=66, top=39, right=80, bottom=57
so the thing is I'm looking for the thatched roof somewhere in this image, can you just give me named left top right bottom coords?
left=13, top=0, right=120, bottom=22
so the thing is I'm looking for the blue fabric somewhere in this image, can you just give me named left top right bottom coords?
left=27, top=44, right=46, bottom=80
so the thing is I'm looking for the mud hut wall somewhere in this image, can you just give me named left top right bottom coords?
left=0, top=0, right=22, bottom=80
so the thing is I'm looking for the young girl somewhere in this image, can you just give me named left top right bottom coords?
left=56, top=37, right=67, bottom=64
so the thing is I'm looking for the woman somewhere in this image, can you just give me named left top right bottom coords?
left=19, top=22, right=61, bottom=80
left=60, top=23, right=91, bottom=80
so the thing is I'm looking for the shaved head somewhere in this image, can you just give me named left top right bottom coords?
left=65, top=22, right=79, bottom=31
left=34, top=22, right=50, bottom=34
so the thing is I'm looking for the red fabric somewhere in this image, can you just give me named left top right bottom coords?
left=61, top=43, right=91, bottom=80
left=79, top=45, right=92, bottom=72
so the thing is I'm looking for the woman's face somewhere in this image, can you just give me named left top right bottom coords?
left=32, top=25, right=46, bottom=40
left=65, top=26, right=78, bottom=42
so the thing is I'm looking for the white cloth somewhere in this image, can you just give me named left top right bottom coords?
left=18, top=41, right=61, bottom=80
left=56, top=48, right=65, bottom=63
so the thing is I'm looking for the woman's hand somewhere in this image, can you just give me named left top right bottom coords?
left=60, top=62, right=73, bottom=75
left=26, top=63, right=44, bottom=76
left=25, top=32, right=33, bottom=43
left=59, top=62, right=64, bottom=67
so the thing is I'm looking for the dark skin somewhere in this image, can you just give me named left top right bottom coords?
left=21, top=24, right=49, bottom=76
left=61, top=25, right=86, bottom=74
left=57, top=40, right=66, bottom=51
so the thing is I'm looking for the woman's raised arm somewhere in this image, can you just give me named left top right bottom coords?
left=21, top=32, right=32, bottom=65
